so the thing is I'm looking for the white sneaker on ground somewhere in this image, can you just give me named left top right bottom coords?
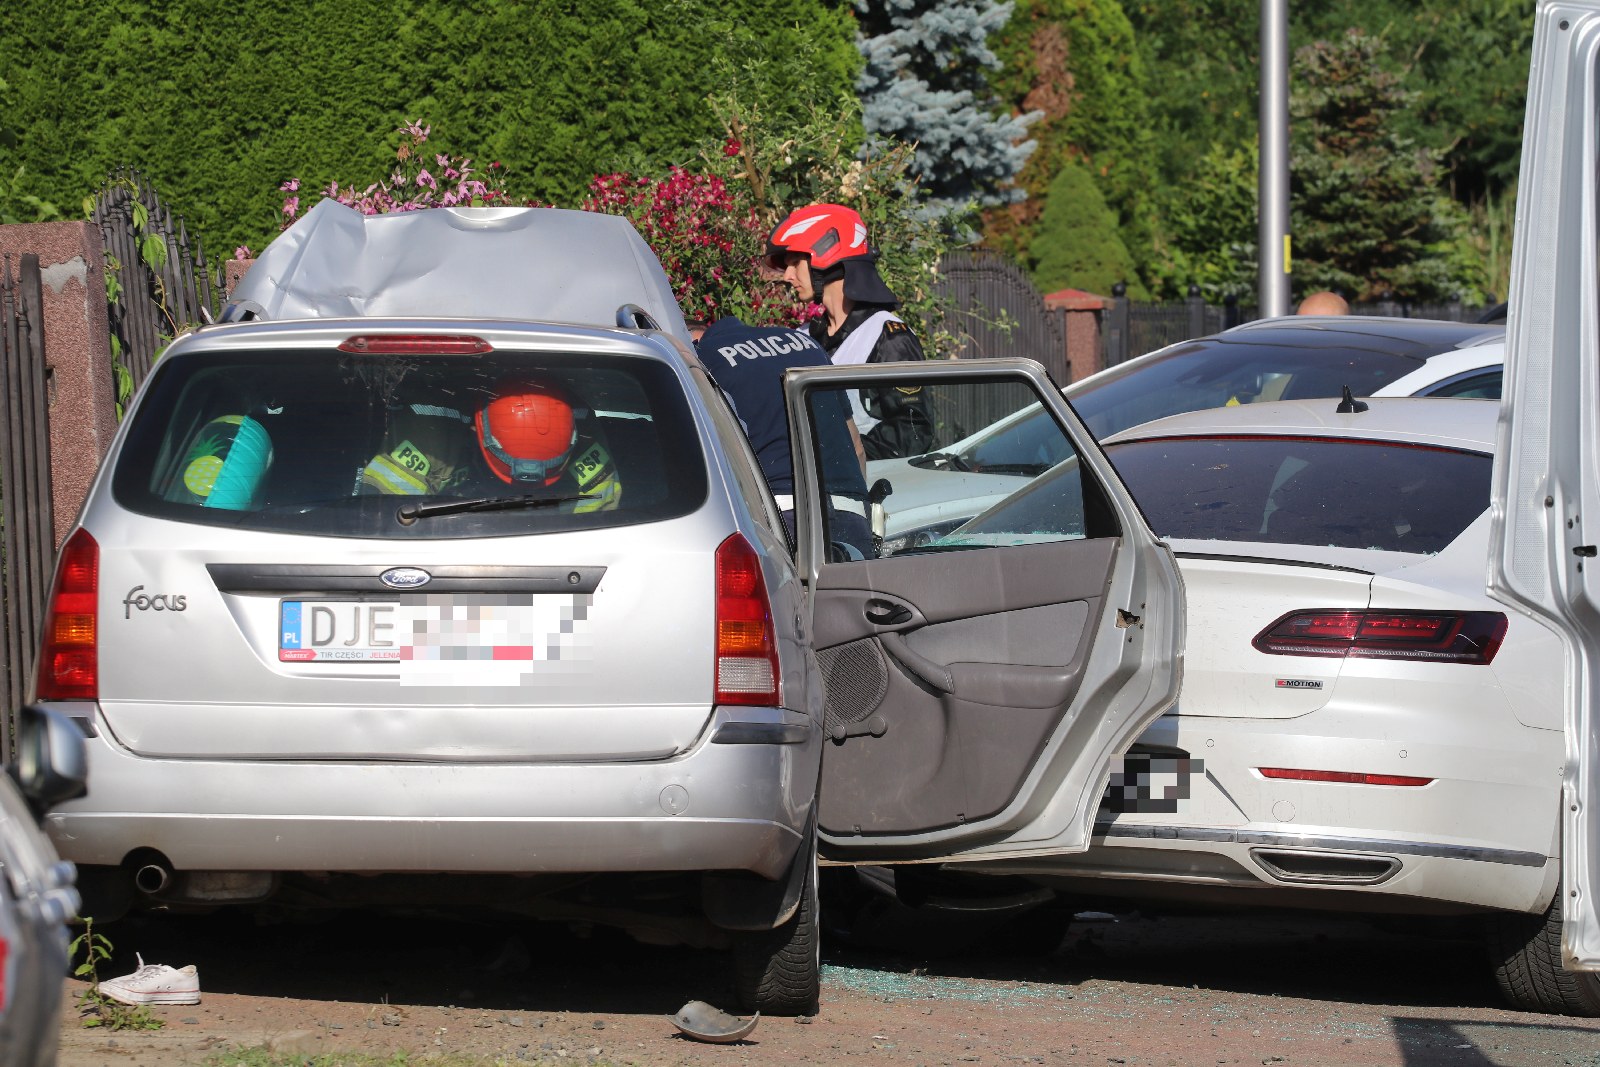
left=98, top=953, right=201, bottom=1005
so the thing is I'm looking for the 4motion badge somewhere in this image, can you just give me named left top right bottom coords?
left=1275, top=678, right=1325, bottom=690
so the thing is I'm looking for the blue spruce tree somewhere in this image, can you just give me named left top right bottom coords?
left=855, top=0, right=1038, bottom=215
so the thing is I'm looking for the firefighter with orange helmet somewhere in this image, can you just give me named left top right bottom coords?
left=765, top=203, right=932, bottom=459
left=474, top=378, right=621, bottom=512
left=359, top=377, right=620, bottom=513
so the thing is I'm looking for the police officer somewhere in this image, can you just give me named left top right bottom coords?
left=696, top=315, right=874, bottom=557
left=764, top=203, right=933, bottom=460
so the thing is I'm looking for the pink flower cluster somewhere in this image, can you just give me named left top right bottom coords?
left=582, top=167, right=815, bottom=325
left=278, top=122, right=509, bottom=227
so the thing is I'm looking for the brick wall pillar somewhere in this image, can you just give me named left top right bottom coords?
left=0, top=222, right=115, bottom=546
left=1044, top=288, right=1111, bottom=384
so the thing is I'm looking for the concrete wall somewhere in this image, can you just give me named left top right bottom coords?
left=0, top=222, right=115, bottom=546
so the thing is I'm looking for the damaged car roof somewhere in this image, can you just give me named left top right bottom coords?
left=226, top=200, right=689, bottom=338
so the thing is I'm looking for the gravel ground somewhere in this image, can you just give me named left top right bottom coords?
left=55, top=905, right=1600, bottom=1067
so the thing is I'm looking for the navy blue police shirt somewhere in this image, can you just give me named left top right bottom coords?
left=697, top=316, right=868, bottom=503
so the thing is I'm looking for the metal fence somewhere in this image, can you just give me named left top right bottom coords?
left=90, top=169, right=228, bottom=392
left=932, top=250, right=1068, bottom=447
left=1103, top=283, right=1501, bottom=367
left=0, top=255, right=54, bottom=761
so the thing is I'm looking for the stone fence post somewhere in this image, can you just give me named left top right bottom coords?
left=1042, top=288, right=1112, bottom=384
left=0, top=222, right=116, bottom=546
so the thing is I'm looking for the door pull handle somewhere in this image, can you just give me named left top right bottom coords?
left=865, top=601, right=912, bottom=626
left=879, top=632, right=954, bottom=693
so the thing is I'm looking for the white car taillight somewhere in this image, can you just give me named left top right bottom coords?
left=35, top=528, right=98, bottom=701
left=715, top=533, right=780, bottom=706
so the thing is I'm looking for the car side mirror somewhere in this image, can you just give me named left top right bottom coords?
left=7, top=705, right=88, bottom=816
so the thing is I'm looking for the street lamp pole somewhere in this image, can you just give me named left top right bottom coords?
left=1259, top=0, right=1290, bottom=316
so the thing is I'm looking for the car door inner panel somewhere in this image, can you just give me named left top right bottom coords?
left=814, top=539, right=1114, bottom=837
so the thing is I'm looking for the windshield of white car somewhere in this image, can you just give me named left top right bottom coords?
left=1101, top=435, right=1491, bottom=555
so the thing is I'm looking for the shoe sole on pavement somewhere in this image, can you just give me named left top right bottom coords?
left=99, top=987, right=201, bottom=1005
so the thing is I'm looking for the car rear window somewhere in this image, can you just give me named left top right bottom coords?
left=1071, top=341, right=1424, bottom=440
left=1103, top=435, right=1490, bottom=555
left=112, top=348, right=708, bottom=539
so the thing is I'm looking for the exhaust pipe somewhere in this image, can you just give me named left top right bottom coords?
left=134, top=862, right=172, bottom=895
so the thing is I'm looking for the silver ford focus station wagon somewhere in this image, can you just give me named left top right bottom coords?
left=28, top=204, right=1184, bottom=1014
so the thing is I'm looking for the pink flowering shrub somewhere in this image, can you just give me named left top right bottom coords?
left=582, top=166, right=816, bottom=326
left=278, top=122, right=510, bottom=227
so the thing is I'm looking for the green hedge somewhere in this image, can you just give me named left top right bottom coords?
left=1, top=0, right=858, bottom=255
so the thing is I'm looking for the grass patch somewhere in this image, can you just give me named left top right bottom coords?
left=69, top=917, right=165, bottom=1032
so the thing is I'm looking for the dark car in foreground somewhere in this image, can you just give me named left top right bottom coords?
left=2, top=705, right=88, bottom=1066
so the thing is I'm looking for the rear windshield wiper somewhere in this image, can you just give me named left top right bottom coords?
left=396, top=493, right=597, bottom=524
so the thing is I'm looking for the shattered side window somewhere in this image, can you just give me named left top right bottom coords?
left=815, top=377, right=1118, bottom=558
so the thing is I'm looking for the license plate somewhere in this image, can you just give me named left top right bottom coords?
left=277, top=597, right=592, bottom=686
left=280, top=601, right=404, bottom=662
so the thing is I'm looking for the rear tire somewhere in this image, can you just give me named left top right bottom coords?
left=732, top=839, right=820, bottom=1017
left=1488, top=890, right=1600, bottom=1016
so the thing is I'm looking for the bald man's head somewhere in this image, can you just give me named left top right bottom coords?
left=1297, top=291, right=1350, bottom=316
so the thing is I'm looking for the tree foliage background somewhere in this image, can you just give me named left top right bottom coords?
left=1001, top=0, right=1533, bottom=301
left=0, top=0, right=1536, bottom=305
left=854, top=0, right=1038, bottom=215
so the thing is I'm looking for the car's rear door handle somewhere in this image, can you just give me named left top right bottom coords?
left=864, top=599, right=913, bottom=626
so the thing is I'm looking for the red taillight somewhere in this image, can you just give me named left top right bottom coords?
left=715, top=534, right=780, bottom=706
left=36, top=528, right=99, bottom=700
left=1252, top=610, right=1507, bottom=664
left=336, top=334, right=493, bottom=354
left=1259, top=767, right=1434, bottom=787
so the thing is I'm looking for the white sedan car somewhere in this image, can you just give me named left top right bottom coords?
left=874, top=317, right=1504, bottom=553
left=943, top=398, right=1589, bottom=1015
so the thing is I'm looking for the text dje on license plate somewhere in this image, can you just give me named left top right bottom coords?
left=280, top=600, right=404, bottom=661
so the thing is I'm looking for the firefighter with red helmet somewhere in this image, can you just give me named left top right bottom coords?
left=474, top=378, right=621, bottom=512
left=765, top=203, right=933, bottom=460
left=358, top=376, right=620, bottom=513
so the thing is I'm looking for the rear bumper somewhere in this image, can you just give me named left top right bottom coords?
left=45, top=704, right=819, bottom=880
left=970, top=711, right=1561, bottom=915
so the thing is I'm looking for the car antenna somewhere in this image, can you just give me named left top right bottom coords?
left=1337, top=385, right=1368, bottom=414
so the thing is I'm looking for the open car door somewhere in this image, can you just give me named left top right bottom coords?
left=784, top=358, right=1183, bottom=864
left=1489, top=0, right=1600, bottom=972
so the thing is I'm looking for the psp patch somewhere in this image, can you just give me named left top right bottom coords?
left=1104, top=754, right=1205, bottom=814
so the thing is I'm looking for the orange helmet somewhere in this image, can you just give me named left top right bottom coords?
left=764, top=203, right=871, bottom=272
left=475, top=380, right=577, bottom=485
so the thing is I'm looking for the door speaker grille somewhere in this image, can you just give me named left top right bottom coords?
left=817, top=638, right=889, bottom=734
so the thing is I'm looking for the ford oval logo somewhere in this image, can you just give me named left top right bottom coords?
left=380, top=567, right=432, bottom=590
